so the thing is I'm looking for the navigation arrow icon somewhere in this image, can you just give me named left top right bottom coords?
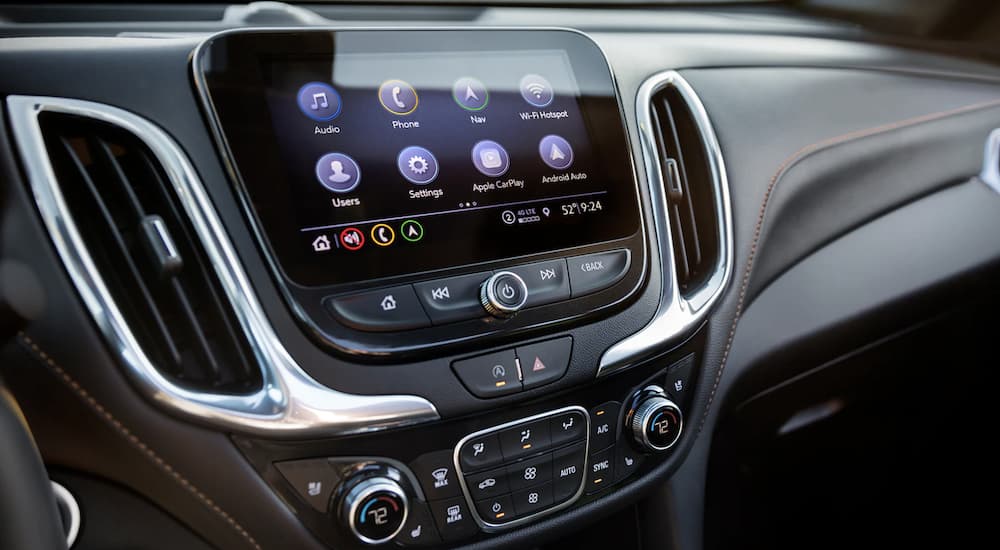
left=465, top=84, right=480, bottom=102
left=549, top=144, right=566, bottom=161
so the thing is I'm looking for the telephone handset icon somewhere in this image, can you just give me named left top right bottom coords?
left=392, top=86, right=406, bottom=109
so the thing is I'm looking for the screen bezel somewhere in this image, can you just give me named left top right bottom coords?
left=195, top=28, right=642, bottom=292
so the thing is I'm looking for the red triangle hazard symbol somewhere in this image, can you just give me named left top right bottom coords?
left=532, top=357, right=546, bottom=372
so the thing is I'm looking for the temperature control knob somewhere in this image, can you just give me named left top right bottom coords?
left=338, top=468, right=409, bottom=545
left=628, top=386, right=683, bottom=453
left=480, top=271, right=528, bottom=318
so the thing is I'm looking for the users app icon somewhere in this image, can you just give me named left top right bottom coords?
left=539, top=135, right=574, bottom=170
left=453, top=77, right=489, bottom=111
left=397, top=146, right=440, bottom=185
left=472, top=140, right=510, bottom=177
left=519, top=74, right=554, bottom=108
left=297, top=82, right=342, bottom=122
left=379, top=79, right=419, bottom=115
left=315, top=153, right=361, bottom=193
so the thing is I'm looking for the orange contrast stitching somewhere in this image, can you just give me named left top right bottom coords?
left=17, top=332, right=262, bottom=550
left=697, top=97, right=1000, bottom=434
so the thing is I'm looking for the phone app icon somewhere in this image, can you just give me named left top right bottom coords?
left=297, top=82, right=342, bottom=121
left=378, top=79, right=419, bottom=115
left=472, top=140, right=510, bottom=177
left=315, top=152, right=361, bottom=193
left=371, top=224, right=396, bottom=247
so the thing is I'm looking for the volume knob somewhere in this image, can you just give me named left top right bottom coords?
left=629, top=388, right=683, bottom=453
left=480, top=271, right=529, bottom=318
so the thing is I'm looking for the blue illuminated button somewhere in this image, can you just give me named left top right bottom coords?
left=398, top=146, right=439, bottom=185
left=539, top=135, right=574, bottom=170
left=453, top=77, right=489, bottom=111
left=471, top=140, right=510, bottom=177
left=315, top=153, right=361, bottom=193
left=297, top=82, right=342, bottom=122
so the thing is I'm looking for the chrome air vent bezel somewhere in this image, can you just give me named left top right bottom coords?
left=6, top=95, right=439, bottom=436
left=598, top=71, right=734, bottom=376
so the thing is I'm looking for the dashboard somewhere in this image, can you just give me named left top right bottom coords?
left=1, top=3, right=1000, bottom=550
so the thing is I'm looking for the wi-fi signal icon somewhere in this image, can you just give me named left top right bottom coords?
left=526, top=83, right=546, bottom=99
left=521, top=74, right=553, bottom=106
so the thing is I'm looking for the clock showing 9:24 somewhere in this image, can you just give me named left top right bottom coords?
left=561, top=200, right=604, bottom=216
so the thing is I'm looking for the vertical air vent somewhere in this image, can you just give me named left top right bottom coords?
left=38, top=113, right=259, bottom=394
left=649, top=86, right=722, bottom=294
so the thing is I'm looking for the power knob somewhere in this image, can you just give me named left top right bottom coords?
left=627, top=386, right=683, bottom=453
left=480, top=271, right=528, bottom=318
left=337, top=467, right=409, bottom=545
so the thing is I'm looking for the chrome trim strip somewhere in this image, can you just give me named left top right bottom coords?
left=598, top=71, right=734, bottom=376
left=980, top=128, right=1000, bottom=194
left=6, top=95, right=439, bottom=436
left=452, top=406, right=589, bottom=533
left=51, top=481, right=80, bottom=548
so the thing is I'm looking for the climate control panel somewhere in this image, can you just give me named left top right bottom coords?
left=254, top=353, right=700, bottom=548
left=454, top=407, right=589, bottom=531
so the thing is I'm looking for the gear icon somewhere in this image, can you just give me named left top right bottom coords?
left=408, top=155, right=429, bottom=175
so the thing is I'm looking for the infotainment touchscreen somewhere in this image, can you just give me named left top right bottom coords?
left=197, top=30, right=640, bottom=287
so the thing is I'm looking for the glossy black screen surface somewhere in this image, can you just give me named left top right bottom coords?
left=197, top=30, right=639, bottom=288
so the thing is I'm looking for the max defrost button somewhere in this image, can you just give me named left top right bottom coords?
left=452, top=350, right=521, bottom=398
left=516, top=337, right=572, bottom=390
left=414, top=272, right=491, bottom=324
left=325, top=285, right=430, bottom=332
left=410, top=450, right=463, bottom=501
left=567, top=250, right=630, bottom=297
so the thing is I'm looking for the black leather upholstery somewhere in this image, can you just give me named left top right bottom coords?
left=0, top=380, right=66, bottom=550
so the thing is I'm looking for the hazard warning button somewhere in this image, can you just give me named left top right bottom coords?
left=517, top=337, right=573, bottom=390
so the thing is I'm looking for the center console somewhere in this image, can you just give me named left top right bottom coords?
left=186, top=27, right=729, bottom=548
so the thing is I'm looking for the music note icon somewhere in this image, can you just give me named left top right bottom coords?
left=311, top=92, right=328, bottom=110
left=297, top=83, right=342, bottom=121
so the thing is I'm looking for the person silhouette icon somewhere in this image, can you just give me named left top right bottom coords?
left=328, top=160, right=352, bottom=183
left=315, top=153, right=361, bottom=193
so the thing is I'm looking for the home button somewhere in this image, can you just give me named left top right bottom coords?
left=325, top=285, right=431, bottom=332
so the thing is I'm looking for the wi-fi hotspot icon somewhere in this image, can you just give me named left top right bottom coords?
left=526, top=83, right=546, bottom=99
left=520, top=74, right=553, bottom=107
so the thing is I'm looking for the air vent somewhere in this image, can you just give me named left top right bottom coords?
left=38, top=113, right=259, bottom=394
left=649, top=85, right=722, bottom=294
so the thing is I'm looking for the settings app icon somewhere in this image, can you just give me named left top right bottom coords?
left=408, top=155, right=429, bottom=175
left=397, top=146, right=439, bottom=185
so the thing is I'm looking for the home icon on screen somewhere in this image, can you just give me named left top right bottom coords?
left=312, top=235, right=331, bottom=252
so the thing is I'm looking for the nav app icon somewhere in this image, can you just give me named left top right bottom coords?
left=453, top=77, right=489, bottom=111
